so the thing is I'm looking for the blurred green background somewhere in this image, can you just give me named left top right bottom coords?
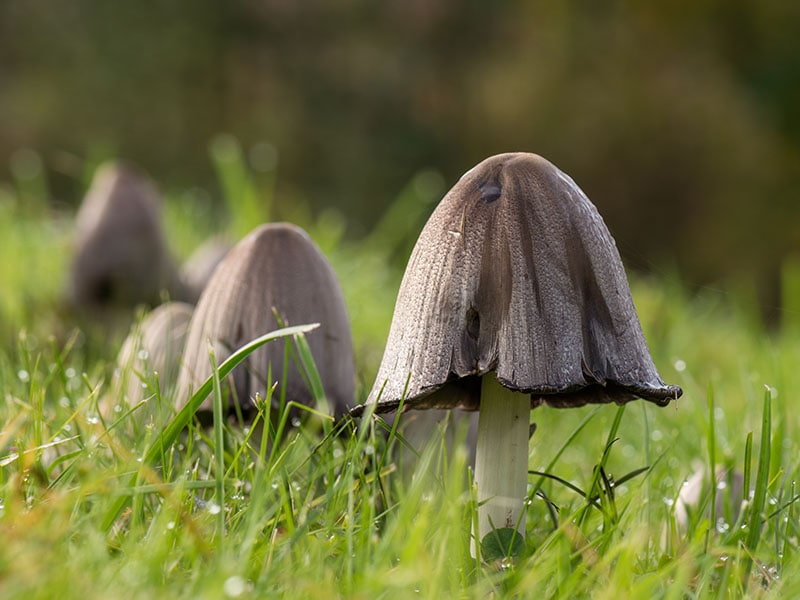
left=1, top=0, right=799, bottom=316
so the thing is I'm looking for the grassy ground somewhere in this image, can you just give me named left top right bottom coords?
left=1, top=162, right=799, bottom=598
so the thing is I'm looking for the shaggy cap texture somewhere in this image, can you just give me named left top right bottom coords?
left=176, top=223, right=355, bottom=418
left=354, top=152, right=682, bottom=416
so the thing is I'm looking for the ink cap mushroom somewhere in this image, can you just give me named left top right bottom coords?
left=349, top=152, right=682, bottom=555
left=106, top=301, right=194, bottom=430
left=175, top=223, right=355, bottom=425
left=68, top=161, right=186, bottom=309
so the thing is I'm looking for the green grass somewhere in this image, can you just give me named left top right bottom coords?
left=2, top=150, right=800, bottom=598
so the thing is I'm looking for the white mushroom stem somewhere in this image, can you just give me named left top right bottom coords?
left=474, top=375, right=531, bottom=552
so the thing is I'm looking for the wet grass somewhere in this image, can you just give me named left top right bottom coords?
left=2, top=159, right=800, bottom=598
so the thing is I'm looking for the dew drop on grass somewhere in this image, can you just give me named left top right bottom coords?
left=137, top=349, right=149, bottom=361
left=17, top=370, right=30, bottom=383
left=650, top=430, right=663, bottom=442
left=86, top=414, right=99, bottom=425
left=166, top=521, right=176, bottom=530
left=716, top=518, right=730, bottom=533
left=714, top=407, right=725, bottom=421
left=208, top=503, right=222, bottom=515
left=59, top=397, right=70, bottom=408
left=291, top=417, right=301, bottom=428
left=364, top=444, right=375, bottom=456
left=65, top=367, right=76, bottom=379
left=674, top=359, right=686, bottom=372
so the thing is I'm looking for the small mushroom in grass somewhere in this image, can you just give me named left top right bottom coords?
left=68, top=161, right=186, bottom=308
left=350, top=152, right=682, bottom=553
left=180, top=236, right=233, bottom=303
left=675, top=465, right=746, bottom=533
left=175, top=223, right=355, bottom=423
left=106, top=301, right=194, bottom=425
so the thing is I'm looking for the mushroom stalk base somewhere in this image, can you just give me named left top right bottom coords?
left=473, top=376, right=531, bottom=555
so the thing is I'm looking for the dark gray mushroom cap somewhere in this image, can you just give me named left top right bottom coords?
left=354, top=152, right=682, bottom=416
left=175, top=223, right=355, bottom=418
left=68, top=161, right=186, bottom=307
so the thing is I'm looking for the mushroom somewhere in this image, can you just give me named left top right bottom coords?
left=179, top=236, right=233, bottom=303
left=68, top=161, right=186, bottom=309
left=675, top=465, right=745, bottom=533
left=175, top=223, right=355, bottom=424
left=350, top=152, right=682, bottom=553
left=106, top=301, right=194, bottom=426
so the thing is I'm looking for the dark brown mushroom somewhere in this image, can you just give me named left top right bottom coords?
left=68, top=161, right=186, bottom=308
left=350, top=152, right=682, bottom=551
left=107, top=301, right=194, bottom=426
left=175, top=223, right=355, bottom=423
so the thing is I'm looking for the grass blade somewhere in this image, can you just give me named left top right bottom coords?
left=707, top=383, right=717, bottom=553
left=209, top=345, right=226, bottom=549
left=742, top=387, right=772, bottom=586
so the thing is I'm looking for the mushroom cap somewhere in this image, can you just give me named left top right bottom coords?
left=107, top=301, right=194, bottom=418
left=357, top=152, right=682, bottom=415
left=68, top=161, right=185, bottom=307
left=179, top=235, right=233, bottom=303
left=175, top=223, right=355, bottom=418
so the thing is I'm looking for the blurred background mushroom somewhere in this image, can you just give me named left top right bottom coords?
left=67, top=161, right=188, bottom=312
left=352, top=152, right=682, bottom=554
left=674, top=465, right=746, bottom=535
left=179, top=235, right=233, bottom=303
left=105, top=301, right=194, bottom=432
left=175, top=222, right=355, bottom=427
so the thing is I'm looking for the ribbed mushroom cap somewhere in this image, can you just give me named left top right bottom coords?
left=68, top=161, right=185, bottom=307
left=356, top=152, right=681, bottom=415
left=106, top=301, right=194, bottom=418
left=175, top=223, right=355, bottom=418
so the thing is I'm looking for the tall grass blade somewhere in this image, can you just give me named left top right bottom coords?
left=707, top=383, right=716, bottom=552
left=743, top=388, right=772, bottom=586
left=209, top=345, right=226, bottom=549
left=743, top=432, right=753, bottom=507
left=579, top=405, right=625, bottom=527
left=209, top=134, right=269, bottom=235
